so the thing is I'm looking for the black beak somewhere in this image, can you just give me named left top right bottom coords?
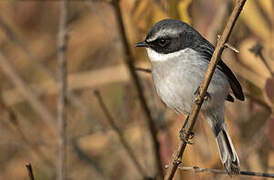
left=135, top=41, right=148, bottom=48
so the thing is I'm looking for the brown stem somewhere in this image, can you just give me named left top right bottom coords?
left=111, top=0, right=164, bottom=178
left=25, top=163, right=35, bottom=180
left=0, top=14, right=98, bottom=135
left=178, top=166, right=274, bottom=178
left=164, top=1, right=247, bottom=179
left=57, top=0, right=68, bottom=180
left=0, top=52, right=56, bottom=131
left=0, top=98, right=54, bottom=168
left=94, top=90, right=148, bottom=178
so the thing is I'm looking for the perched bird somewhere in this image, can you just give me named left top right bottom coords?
left=135, top=19, right=244, bottom=174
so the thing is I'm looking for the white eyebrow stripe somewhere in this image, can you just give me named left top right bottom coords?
left=146, top=28, right=181, bottom=42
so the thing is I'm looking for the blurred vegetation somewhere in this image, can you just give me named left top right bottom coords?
left=0, top=0, right=273, bottom=180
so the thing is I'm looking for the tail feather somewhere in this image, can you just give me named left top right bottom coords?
left=204, top=106, right=240, bottom=175
left=216, top=125, right=240, bottom=174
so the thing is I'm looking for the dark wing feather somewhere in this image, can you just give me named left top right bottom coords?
left=218, top=60, right=245, bottom=101
left=195, top=39, right=244, bottom=101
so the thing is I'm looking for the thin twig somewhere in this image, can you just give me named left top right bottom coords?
left=111, top=0, right=164, bottom=178
left=71, top=139, right=108, bottom=180
left=249, top=43, right=274, bottom=77
left=0, top=14, right=98, bottom=134
left=0, top=99, right=54, bottom=168
left=0, top=16, right=56, bottom=80
left=177, top=166, right=274, bottom=178
left=94, top=90, right=148, bottom=178
left=25, top=163, right=35, bottom=180
left=164, top=1, right=247, bottom=179
left=224, top=43, right=239, bottom=53
left=0, top=51, right=56, bottom=130
left=57, top=0, right=69, bottom=180
left=217, top=35, right=239, bottom=53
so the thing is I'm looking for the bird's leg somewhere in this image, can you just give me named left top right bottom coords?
left=194, top=86, right=211, bottom=101
left=179, top=115, right=194, bottom=144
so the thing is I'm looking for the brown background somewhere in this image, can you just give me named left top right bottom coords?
left=0, top=0, right=273, bottom=179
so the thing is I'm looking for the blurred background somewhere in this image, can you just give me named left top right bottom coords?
left=0, top=0, right=273, bottom=179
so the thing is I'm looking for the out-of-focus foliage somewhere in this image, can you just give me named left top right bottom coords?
left=0, top=0, right=273, bottom=180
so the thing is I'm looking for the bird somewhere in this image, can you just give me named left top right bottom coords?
left=135, top=19, right=244, bottom=175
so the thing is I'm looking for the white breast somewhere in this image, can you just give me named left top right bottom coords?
left=149, top=47, right=230, bottom=113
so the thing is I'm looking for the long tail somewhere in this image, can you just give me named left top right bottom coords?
left=216, top=125, right=240, bottom=174
left=204, top=106, right=240, bottom=175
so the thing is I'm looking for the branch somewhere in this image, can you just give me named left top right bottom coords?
left=0, top=16, right=56, bottom=80
left=0, top=14, right=97, bottom=135
left=57, top=0, right=69, bottom=180
left=111, top=0, right=163, bottom=177
left=164, top=1, right=247, bottom=179
left=217, top=35, right=239, bottom=53
left=94, top=90, right=148, bottom=178
left=25, top=163, right=35, bottom=180
left=177, top=166, right=274, bottom=178
left=72, top=139, right=108, bottom=180
left=0, top=52, right=56, bottom=130
left=0, top=98, right=54, bottom=168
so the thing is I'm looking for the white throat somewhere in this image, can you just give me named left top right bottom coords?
left=146, top=48, right=197, bottom=62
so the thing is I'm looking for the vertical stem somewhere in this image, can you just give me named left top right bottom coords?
left=94, top=90, right=148, bottom=178
left=111, top=0, right=164, bottom=178
left=25, top=163, right=35, bottom=180
left=57, top=0, right=68, bottom=180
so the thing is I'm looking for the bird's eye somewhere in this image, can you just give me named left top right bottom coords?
left=157, top=38, right=169, bottom=47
